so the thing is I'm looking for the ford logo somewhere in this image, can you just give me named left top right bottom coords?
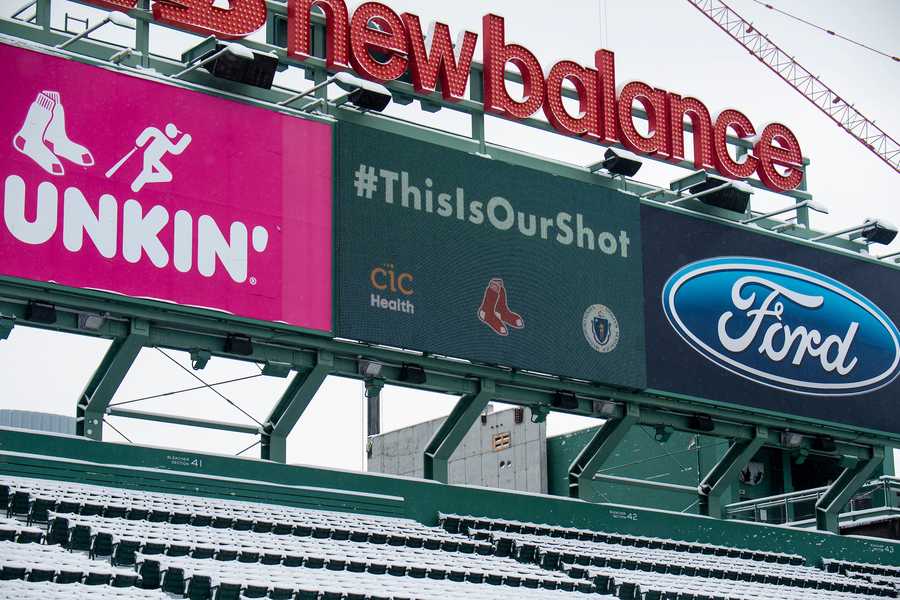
left=662, top=257, right=900, bottom=396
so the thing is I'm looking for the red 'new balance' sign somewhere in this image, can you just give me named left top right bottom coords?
left=85, top=0, right=804, bottom=193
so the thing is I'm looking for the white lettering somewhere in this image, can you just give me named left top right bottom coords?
left=717, top=276, right=858, bottom=375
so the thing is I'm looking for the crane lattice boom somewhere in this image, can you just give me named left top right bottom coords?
left=686, top=0, right=899, bottom=173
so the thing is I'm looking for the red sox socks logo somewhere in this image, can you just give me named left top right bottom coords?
left=13, top=91, right=93, bottom=176
left=477, top=277, right=524, bottom=336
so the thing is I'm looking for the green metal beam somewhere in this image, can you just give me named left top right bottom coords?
left=0, top=278, right=895, bottom=449
left=568, top=403, right=640, bottom=498
left=423, top=380, right=494, bottom=483
left=260, top=351, right=332, bottom=462
left=698, top=426, right=768, bottom=518
left=0, top=316, right=13, bottom=340
left=815, top=447, right=885, bottom=533
left=593, top=474, right=696, bottom=495
left=76, top=319, right=148, bottom=440
left=107, top=407, right=260, bottom=435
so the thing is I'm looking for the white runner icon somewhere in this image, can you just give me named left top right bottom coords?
left=106, top=123, right=191, bottom=192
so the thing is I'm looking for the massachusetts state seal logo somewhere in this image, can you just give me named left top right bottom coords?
left=582, top=304, right=619, bottom=353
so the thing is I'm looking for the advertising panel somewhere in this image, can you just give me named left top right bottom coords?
left=335, top=123, right=645, bottom=388
left=643, top=204, right=900, bottom=435
left=0, top=43, right=332, bottom=332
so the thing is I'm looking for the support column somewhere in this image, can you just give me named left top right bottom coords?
left=698, top=426, right=767, bottom=518
left=76, top=319, right=148, bottom=440
left=815, top=446, right=884, bottom=533
left=260, top=351, right=331, bottom=463
left=423, top=380, right=494, bottom=483
left=365, top=378, right=384, bottom=437
left=568, top=403, right=640, bottom=499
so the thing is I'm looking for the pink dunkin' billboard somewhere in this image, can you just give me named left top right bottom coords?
left=1, top=43, right=332, bottom=331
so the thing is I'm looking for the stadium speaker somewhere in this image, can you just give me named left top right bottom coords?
left=224, top=334, right=254, bottom=356
left=398, top=364, right=427, bottom=385
left=812, top=436, right=837, bottom=453
left=26, top=301, right=57, bottom=324
left=687, top=415, right=715, bottom=432
left=551, top=391, right=578, bottom=410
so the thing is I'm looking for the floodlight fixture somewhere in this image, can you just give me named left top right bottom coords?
left=530, top=404, right=550, bottom=423
left=77, top=312, right=107, bottom=331
left=190, top=349, right=211, bottom=371
left=25, top=301, right=57, bottom=324
left=57, top=10, right=135, bottom=49
left=741, top=199, right=829, bottom=224
left=593, top=399, right=618, bottom=417
left=261, top=360, right=292, bottom=378
left=672, top=174, right=753, bottom=214
left=780, top=431, right=804, bottom=448
left=588, top=148, right=643, bottom=177
left=172, top=42, right=266, bottom=82
left=358, top=359, right=383, bottom=378
left=811, top=218, right=899, bottom=246
left=654, top=425, right=673, bottom=443
left=279, top=71, right=392, bottom=113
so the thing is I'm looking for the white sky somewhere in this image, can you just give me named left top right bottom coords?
left=0, top=0, right=898, bottom=471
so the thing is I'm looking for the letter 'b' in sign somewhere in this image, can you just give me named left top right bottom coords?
left=662, top=257, right=900, bottom=396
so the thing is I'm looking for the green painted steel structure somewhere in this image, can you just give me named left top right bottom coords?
left=0, top=0, right=898, bottom=538
left=0, top=427, right=897, bottom=566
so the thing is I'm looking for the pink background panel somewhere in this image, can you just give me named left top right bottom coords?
left=0, top=44, right=332, bottom=332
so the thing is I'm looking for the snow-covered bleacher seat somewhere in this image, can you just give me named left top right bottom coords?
left=0, top=475, right=897, bottom=599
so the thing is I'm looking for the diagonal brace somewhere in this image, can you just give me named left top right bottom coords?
left=76, top=319, right=148, bottom=440
left=698, top=426, right=767, bottom=518
left=260, top=351, right=332, bottom=462
left=815, top=446, right=884, bottom=533
left=568, top=403, right=640, bottom=498
left=424, top=380, right=495, bottom=483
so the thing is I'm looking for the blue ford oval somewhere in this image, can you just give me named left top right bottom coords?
left=662, top=257, right=900, bottom=396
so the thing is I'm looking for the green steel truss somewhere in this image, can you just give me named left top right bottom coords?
left=1, top=0, right=897, bottom=534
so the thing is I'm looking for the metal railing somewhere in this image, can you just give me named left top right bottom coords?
left=725, top=477, right=900, bottom=526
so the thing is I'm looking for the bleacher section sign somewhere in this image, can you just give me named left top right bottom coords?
left=335, top=123, right=645, bottom=388
left=643, top=205, right=900, bottom=435
left=0, top=43, right=333, bottom=332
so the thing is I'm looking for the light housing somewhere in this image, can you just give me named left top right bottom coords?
left=591, top=148, right=642, bottom=177
left=398, top=363, right=427, bottom=385
left=224, top=334, right=254, bottom=356
left=358, top=359, right=383, bottom=378
left=687, top=415, right=715, bottom=432
left=77, top=312, right=107, bottom=331
left=780, top=431, right=804, bottom=448
left=593, top=399, right=618, bottom=417
left=26, top=301, right=57, bottom=324
left=552, top=391, right=578, bottom=410
left=685, top=175, right=753, bottom=214
left=334, top=72, right=392, bottom=112
left=179, top=40, right=278, bottom=89
left=861, top=219, right=898, bottom=245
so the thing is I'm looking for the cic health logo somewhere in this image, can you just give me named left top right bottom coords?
left=369, top=263, right=415, bottom=315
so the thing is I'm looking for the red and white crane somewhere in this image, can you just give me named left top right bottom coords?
left=685, top=0, right=899, bottom=173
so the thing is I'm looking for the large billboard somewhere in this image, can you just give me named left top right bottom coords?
left=335, top=123, right=645, bottom=388
left=643, top=204, right=900, bottom=435
left=1, top=43, right=332, bottom=332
